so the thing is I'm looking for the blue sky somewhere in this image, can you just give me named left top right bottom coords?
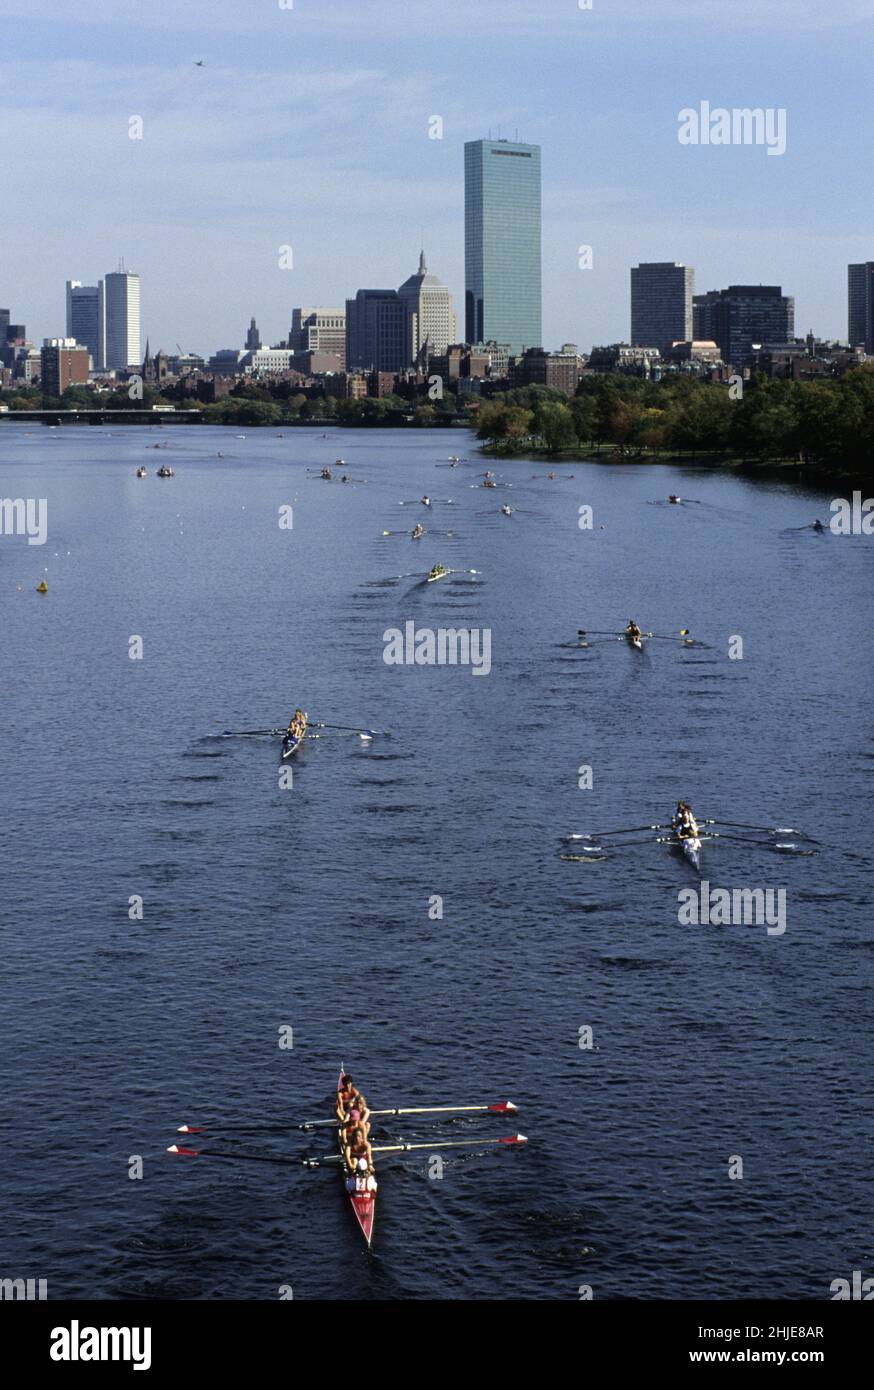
left=2, top=0, right=872, bottom=354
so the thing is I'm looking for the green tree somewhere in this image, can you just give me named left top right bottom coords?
left=533, top=400, right=576, bottom=453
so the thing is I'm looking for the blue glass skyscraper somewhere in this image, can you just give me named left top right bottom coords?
left=464, top=139, right=542, bottom=355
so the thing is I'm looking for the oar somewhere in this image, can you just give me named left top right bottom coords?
left=370, top=1134, right=527, bottom=1155
left=566, top=822, right=671, bottom=839
left=309, top=721, right=382, bottom=738
left=177, top=1122, right=321, bottom=1136
left=168, top=1144, right=302, bottom=1166
left=299, top=1100, right=517, bottom=1129
left=220, top=727, right=284, bottom=737
left=703, top=818, right=815, bottom=837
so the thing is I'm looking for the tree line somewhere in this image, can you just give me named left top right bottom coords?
left=474, top=370, right=874, bottom=471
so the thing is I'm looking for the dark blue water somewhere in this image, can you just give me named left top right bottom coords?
left=1, top=424, right=871, bottom=1300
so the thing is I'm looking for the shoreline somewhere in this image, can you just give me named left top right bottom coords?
left=1, top=415, right=868, bottom=485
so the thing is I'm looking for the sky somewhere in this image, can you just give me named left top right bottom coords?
left=2, top=0, right=873, bottom=355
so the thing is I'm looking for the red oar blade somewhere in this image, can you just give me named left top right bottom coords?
left=168, top=1144, right=200, bottom=1156
left=490, top=1101, right=518, bottom=1113
left=500, top=1133, right=528, bottom=1145
left=177, top=1125, right=207, bottom=1134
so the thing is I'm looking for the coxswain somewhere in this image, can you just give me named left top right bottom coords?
left=347, top=1156, right=377, bottom=1194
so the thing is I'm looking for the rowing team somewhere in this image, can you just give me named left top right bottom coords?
left=337, top=1071, right=378, bottom=1195
left=428, top=563, right=447, bottom=580
left=286, top=707, right=307, bottom=742
left=672, top=800, right=699, bottom=841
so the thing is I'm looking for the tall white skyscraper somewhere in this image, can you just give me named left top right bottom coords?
left=102, top=269, right=141, bottom=370
left=65, top=281, right=103, bottom=368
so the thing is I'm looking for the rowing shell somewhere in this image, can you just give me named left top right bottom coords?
left=281, top=728, right=305, bottom=760
left=626, top=633, right=643, bottom=651
left=338, top=1064, right=376, bottom=1246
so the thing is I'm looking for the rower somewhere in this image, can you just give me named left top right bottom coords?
left=421, top=495, right=431, bottom=506
left=813, top=519, right=825, bottom=533
left=668, top=494, right=681, bottom=504
left=625, top=618, right=642, bottom=641
left=411, top=523, right=424, bottom=539
left=336, top=1072, right=360, bottom=1118
left=344, top=1119, right=373, bottom=1171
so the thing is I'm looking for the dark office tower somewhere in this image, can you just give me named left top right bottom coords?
left=0, top=309, right=9, bottom=338
left=345, top=289, right=405, bottom=372
left=464, top=138, right=542, bottom=355
left=848, top=263, right=874, bottom=352
left=692, top=285, right=794, bottom=369
left=66, top=281, right=102, bottom=367
left=245, top=317, right=262, bottom=351
left=631, top=262, right=693, bottom=349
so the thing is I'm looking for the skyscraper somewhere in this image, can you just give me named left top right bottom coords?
left=848, top=263, right=874, bottom=352
left=345, top=290, right=405, bottom=372
left=693, top=285, right=794, bottom=369
left=66, top=281, right=103, bottom=368
left=631, top=262, right=694, bottom=349
left=102, top=269, right=141, bottom=370
left=397, top=251, right=457, bottom=365
left=464, top=138, right=541, bottom=355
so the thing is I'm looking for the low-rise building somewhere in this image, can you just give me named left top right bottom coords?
left=40, top=338, right=90, bottom=394
left=511, top=344, right=586, bottom=394
left=242, top=347, right=297, bottom=376
left=587, top=343, right=661, bottom=378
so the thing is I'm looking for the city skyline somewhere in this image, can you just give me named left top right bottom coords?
left=3, top=1, right=872, bottom=353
